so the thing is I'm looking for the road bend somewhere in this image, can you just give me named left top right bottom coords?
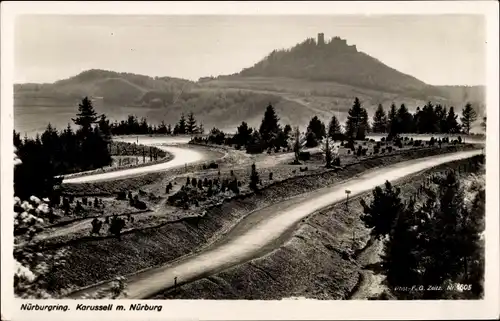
left=66, top=149, right=482, bottom=299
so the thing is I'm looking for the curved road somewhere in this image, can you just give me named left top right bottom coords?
left=66, top=149, right=482, bottom=299
left=63, top=137, right=207, bottom=184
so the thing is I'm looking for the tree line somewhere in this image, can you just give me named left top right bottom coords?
left=360, top=156, right=485, bottom=299
left=192, top=98, right=478, bottom=156
left=14, top=97, right=112, bottom=200
left=109, top=112, right=204, bottom=136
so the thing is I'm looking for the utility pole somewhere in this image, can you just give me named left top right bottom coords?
left=174, top=276, right=178, bottom=293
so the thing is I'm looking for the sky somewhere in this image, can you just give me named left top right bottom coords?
left=14, top=14, right=486, bottom=86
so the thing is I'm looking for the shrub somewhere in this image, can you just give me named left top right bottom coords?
left=347, top=150, right=351, bottom=154
left=249, top=164, right=259, bottom=191
left=333, top=157, right=341, bottom=166
left=109, top=216, right=126, bottom=240
left=116, top=191, right=126, bottom=200
left=269, top=172, right=273, bottom=180
left=387, top=146, right=393, bottom=153
left=457, top=136, right=462, bottom=143
left=381, top=148, right=385, bottom=153
left=197, top=180, right=203, bottom=189
left=82, top=197, right=88, bottom=206
left=298, top=152, right=311, bottom=161
left=186, top=177, right=191, bottom=186
left=191, top=178, right=197, bottom=188
left=381, top=137, right=386, bottom=142
left=362, top=148, right=368, bottom=156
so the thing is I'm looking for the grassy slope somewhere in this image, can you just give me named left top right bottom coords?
left=15, top=68, right=485, bottom=137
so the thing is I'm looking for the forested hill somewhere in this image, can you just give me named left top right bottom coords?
left=14, top=69, right=197, bottom=107
left=225, top=36, right=453, bottom=101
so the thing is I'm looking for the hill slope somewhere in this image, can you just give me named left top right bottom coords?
left=223, top=36, right=444, bottom=101
left=14, top=36, right=486, bottom=135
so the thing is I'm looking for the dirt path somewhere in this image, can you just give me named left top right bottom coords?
left=64, top=149, right=481, bottom=299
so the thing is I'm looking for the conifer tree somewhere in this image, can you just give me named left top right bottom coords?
left=360, top=181, right=404, bottom=240
left=186, top=112, right=197, bottom=134
left=177, top=113, right=187, bottom=135
left=307, top=116, right=326, bottom=141
left=372, top=104, right=388, bottom=133
left=72, top=97, right=98, bottom=134
left=460, top=103, right=477, bottom=134
left=234, top=121, right=253, bottom=148
left=388, top=103, right=398, bottom=137
left=397, top=104, right=414, bottom=134
left=259, top=104, right=281, bottom=148
left=328, top=115, right=342, bottom=139
left=345, top=97, right=368, bottom=140
left=98, top=114, right=112, bottom=140
left=446, top=107, right=460, bottom=134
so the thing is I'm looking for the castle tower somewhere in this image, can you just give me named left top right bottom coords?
left=317, top=33, right=325, bottom=46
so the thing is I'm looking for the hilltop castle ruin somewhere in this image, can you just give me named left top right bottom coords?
left=317, top=33, right=357, bottom=52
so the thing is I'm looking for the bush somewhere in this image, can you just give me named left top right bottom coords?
left=331, top=133, right=347, bottom=141
left=387, top=146, right=393, bottom=153
left=457, top=136, right=462, bottom=143
left=269, top=172, right=273, bottom=180
left=249, top=164, right=259, bottom=191
left=191, top=178, right=197, bottom=188
left=333, top=157, right=341, bottom=166
left=109, top=216, right=126, bottom=239
left=298, top=152, right=311, bottom=161
left=381, top=137, right=386, bottom=142
left=197, top=180, right=203, bottom=189
left=116, top=191, right=126, bottom=200
left=345, top=139, right=355, bottom=150
left=356, top=146, right=363, bottom=157
left=347, top=150, right=351, bottom=154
